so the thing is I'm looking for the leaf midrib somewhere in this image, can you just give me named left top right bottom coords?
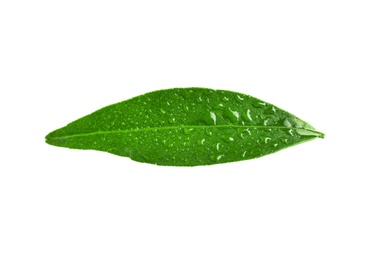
left=46, top=125, right=324, bottom=140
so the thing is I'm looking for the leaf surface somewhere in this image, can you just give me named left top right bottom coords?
left=46, top=87, right=324, bottom=166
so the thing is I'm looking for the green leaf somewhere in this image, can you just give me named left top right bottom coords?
left=45, top=87, right=324, bottom=166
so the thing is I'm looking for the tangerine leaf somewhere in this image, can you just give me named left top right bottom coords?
left=46, top=87, right=324, bottom=166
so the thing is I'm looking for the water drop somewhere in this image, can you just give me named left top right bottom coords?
left=217, top=155, right=224, bottom=161
left=253, top=100, right=266, bottom=108
left=294, top=118, right=304, bottom=128
left=229, top=137, right=234, bottom=141
left=184, top=128, right=194, bottom=134
left=237, top=95, right=244, bottom=101
left=246, top=109, right=253, bottom=121
left=223, top=108, right=238, bottom=123
left=242, top=151, right=247, bottom=157
left=244, top=128, right=251, bottom=135
left=284, top=118, right=292, bottom=128
left=216, top=143, right=221, bottom=150
left=229, top=108, right=239, bottom=121
left=296, top=129, right=322, bottom=137
left=210, top=111, right=217, bottom=125
left=265, top=137, right=271, bottom=144
left=201, top=139, right=205, bottom=145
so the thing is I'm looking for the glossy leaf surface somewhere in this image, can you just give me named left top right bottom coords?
left=46, top=88, right=324, bottom=166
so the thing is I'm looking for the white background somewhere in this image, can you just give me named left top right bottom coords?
left=1, top=1, right=374, bottom=259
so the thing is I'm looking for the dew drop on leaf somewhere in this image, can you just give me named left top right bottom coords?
left=210, top=111, right=217, bottom=125
left=236, top=95, right=245, bottom=101
left=217, top=155, right=224, bottom=161
left=184, top=128, right=193, bottom=134
left=205, top=128, right=213, bottom=136
left=284, top=118, right=292, bottom=128
left=229, top=108, right=240, bottom=121
left=246, top=109, right=253, bottom=121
